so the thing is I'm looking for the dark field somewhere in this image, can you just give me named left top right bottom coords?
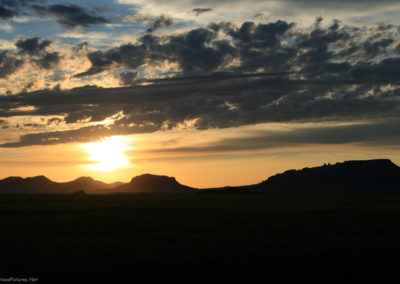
left=1, top=193, right=400, bottom=283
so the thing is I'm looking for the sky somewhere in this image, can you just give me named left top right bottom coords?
left=0, top=0, right=400, bottom=188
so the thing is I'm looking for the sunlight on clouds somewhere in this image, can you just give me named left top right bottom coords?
left=117, top=0, right=400, bottom=26
left=8, top=106, right=37, bottom=112
left=82, top=136, right=133, bottom=172
left=0, top=23, right=14, bottom=33
left=58, top=32, right=116, bottom=46
left=0, top=39, right=16, bottom=50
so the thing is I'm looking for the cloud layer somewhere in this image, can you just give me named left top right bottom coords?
left=33, top=4, right=109, bottom=28
left=0, top=6, right=399, bottom=148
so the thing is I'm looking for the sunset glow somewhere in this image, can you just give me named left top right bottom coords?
left=83, top=136, right=132, bottom=172
left=0, top=0, right=399, bottom=187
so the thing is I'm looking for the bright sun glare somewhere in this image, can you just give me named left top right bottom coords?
left=83, top=136, right=132, bottom=171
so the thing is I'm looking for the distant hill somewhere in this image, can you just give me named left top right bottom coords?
left=0, top=173, right=194, bottom=194
left=1, top=159, right=399, bottom=194
left=57, top=177, right=119, bottom=194
left=0, top=176, right=54, bottom=194
left=0, top=176, right=120, bottom=194
left=113, top=174, right=194, bottom=193
left=250, top=159, right=400, bottom=194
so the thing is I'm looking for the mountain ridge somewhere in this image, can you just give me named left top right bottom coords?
left=113, top=174, right=195, bottom=193
left=0, top=173, right=193, bottom=194
left=249, top=159, right=400, bottom=194
left=1, top=159, right=399, bottom=194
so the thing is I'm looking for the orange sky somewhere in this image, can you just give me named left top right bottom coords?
left=1, top=122, right=399, bottom=188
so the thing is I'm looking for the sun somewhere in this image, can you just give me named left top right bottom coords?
left=83, top=136, right=133, bottom=171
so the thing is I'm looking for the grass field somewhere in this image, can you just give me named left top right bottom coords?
left=1, top=193, right=400, bottom=283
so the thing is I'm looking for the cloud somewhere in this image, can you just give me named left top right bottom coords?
left=361, top=38, right=394, bottom=57
left=123, top=14, right=179, bottom=32
left=0, top=124, right=159, bottom=148
left=0, top=39, right=16, bottom=50
left=1, top=68, right=400, bottom=148
left=35, top=52, right=60, bottom=69
left=1, top=37, right=61, bottom=82
left=0, top=5, right=13, bottom=19
left=117, top=71, right=138, bottom=85
left=0, top=22, right=13, bottom=32
left=0, top=0, right=42, bottom=19
left=254, top=11, right=270, bottom=18
left=76, top=18, right=399, bottom=78
left=33, top=4, right=109, bottom=28
left=281, top=0, right=400, bottom=9
left=76, top=26, right=236, bottom=76
left=0, top=51, right=23, bottom=78
left=118, top=0, right=400, bottom=26
left=223, top=20, right=294, bottom=48
left=1, top=19, right=400, bottom=147
left=120, top=0, right=400, bottom=10
left=74, top=44, right=148, bottom=77
left=192, top=8, right=212, bottom=16
left=15, top=37, right=51, bottom=55
left=146, top=15, right=178, bottom=32
left=150, top=120, right=400, bottom=153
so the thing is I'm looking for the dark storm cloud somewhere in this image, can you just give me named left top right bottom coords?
left=147, top=15, right=177, bottom=32
left=0, top=4, right=13, bottom=18
left=0, top=0, right=41, bottom=7
left=209, top=20, right=296, bottom=73
left=0, top=0, right=41, bottom=19
left=33, top=4, right=109, bottom=28
left=117, top=71, right=138, bottom=85
left=227, top=20, right=294, bottom=48
left=75, top=43, right=148, bottom=77
left=165, top=28, right=237, bottom=72
left=77, top=26, right=240, bottom=77
left=0, top=51, right=23, bottom=78
left=124, top=14, right=179, bottom=32
left=76, top=27, right=236, bottom=76
left=1, top=19, right=400, bottom=147
left=361, top=38, right=394, bottom=57
left=15, top=37, right=51, bottom=55
left=192, top=8, right=212, bottom=16
left=35, top=52, right=60, bottom=69
left=0, top=37, right=61, bottom=80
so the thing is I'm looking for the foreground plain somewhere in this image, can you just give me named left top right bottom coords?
left=1, top=193, right=400, bottom=283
